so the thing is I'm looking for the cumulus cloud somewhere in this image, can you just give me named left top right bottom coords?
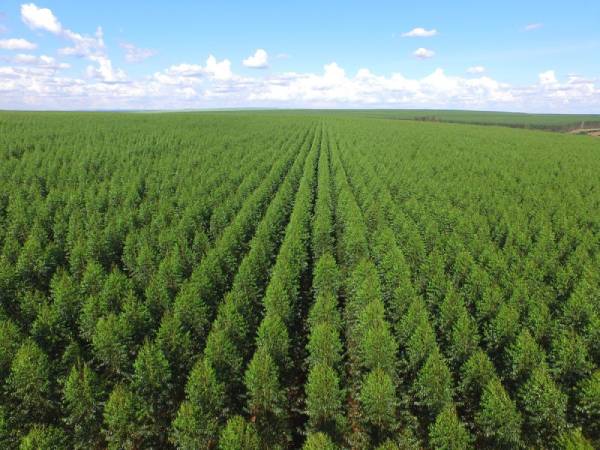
left=539, top=69, right=557, bottom=86
left=1, top=44, right=600, bottom=112
left=524, top=23, right=543, bottom=31
left=413, top=48, right=435, bottom=59
left=120, top=42, right=156, bottom=63
left=13, top=53, right=70, bottom=69
left=20, top=3, right=125, bottom=83
left=0, top=38, right=37, bottom=50
left=86, top=55, right=126, bottom=82
left=243, top=49, right=269, bottom=68
left=21, top=3, right=62, bottom=33
left=154, top=55, right=233, bottom=85
left=402, top=27, right=438, bottom=37
left=467, top=66, right=486, bottom=74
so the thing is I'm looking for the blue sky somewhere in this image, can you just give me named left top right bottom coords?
left=1, top=0, right=599, bottom=111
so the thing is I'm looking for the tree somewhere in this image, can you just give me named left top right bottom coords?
left=359, top=368, right=397, bottom=433
left=519, top=364, right=568, bottom=447
left=307, top=322, right=342, bottom=369
left=312, top=253, right=339, bottom=298
left=556, top=428, right=594, bottom=450
left=219, top=415, right=261, bottom=450
left=6, top=340, right=53, bottom=428
left=245, top=347, right=284, bottom=417
left=437, top=286, right=466, bottom=345
left=303, top=431, right=338, bottom=450
left=550, top=329, right=592, bottom=390
left=131, top=340, right=172, bottom=446
left=0, top=319, right=22, bottom=382
left=173, top=284, right=210, bottom=342
left=155, top=312, right=194, bottom=387
left=507, top=328, right=545, bottom=386
left=475, top=379, right=523, bottom=449
left=103, top=384, right=141, bottom=450
left=62, top=363, right=103, bottom=449
left=484, top=302, right=519, bottom=356
left=256, top=313, right=290, bottom=370
left=19, top=424, right=68, bottom=450
left=359, top=322, right=397, bottom=376
left=305, top=363, right=344, bottom=432
left=170, top=358, right=224, bottom=450
left=308, top=293, right=341, bottom=332
left=404, top=319, right=437, bottom=375
left=204, top=327, right=243, bottom=390
left=428, top=404, right=472, bottom=450
left=91, top=313, right=131, bottom=376
left=448, top=310, right=479, bottom=368
left=413, top=348, right=453, bottom=423
left=576, top=370, right=600, bottom=442
left=458, top=349, right=497, bottom=418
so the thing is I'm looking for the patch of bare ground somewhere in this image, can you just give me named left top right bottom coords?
left=569, top=128, right=600, bottom=137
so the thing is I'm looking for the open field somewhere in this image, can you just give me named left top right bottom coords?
left=1, top=111, right=599, bottom=449
left=333, top=109, right=600, bottom=131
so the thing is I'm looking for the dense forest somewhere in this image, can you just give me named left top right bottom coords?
left=0, top=111, right=599, bottom=449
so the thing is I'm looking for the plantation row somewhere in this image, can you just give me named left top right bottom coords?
left=0, top=111, right=599, bottom=449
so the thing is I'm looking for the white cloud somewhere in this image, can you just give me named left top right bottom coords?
left=155, top=55, right=233, bottom=85
left=275, top=53, right=290, bottom=60
left=13, top=53, right=69, bottom=69
left=206, top=55, right=233, bottom=79
left=120, top=42, right=156, bottom=63
left=21, top=3, right=62, bottom=34
left=413, top=48, right=435, bottom=59
left=1, top=44, right=599, bottom=112
left=86, top=55, right=126, bottom=82
left=402, top=27, right=438, bottom=38
left=58, top=27, right=104, bottom=58
left=20, top=4, right=125, bottom=83
left=524, top=23, right=543, bottom=31
left=243, top=49, right=269, bottom=68
left=0, top=38, right=37, bottom=50
left=0, top=25, right=10, bottom=34
left=539, top=70, right=557, bottom=86
left=467, top=66, right=486, bottom=74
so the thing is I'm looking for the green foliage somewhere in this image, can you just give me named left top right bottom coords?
left=359, top=368, right=397, bottom=432
left=305, top=363, right=344, bottom=431
left=2, top=112, right=600, bottom=448
left=306, top=322, right=342, bottom=369
left=245, top=348, right=284, bottom=417
left=519, top=365, right=568, bottom=447
left=0, top=319, right=22, bottom=382
left=507, top=328, right=545, bottom=385
left=475, top=379, right=523, bottom=449
left=103, top=384, right=141, bottom=450
left=414, top=348, right=453, bottom=422
left=256, top=313, right=290, bottom=369
left=428, top=404, right=472, bottom=450
left=219, top=416, right=261, bottom=450
left=576, top=370, right=600, bottom=441
left=556, top=428, right=594, bottom=450
left=459, top=349, right=497, bottom=416
left=171, top=359, right=224, bottom=449
left=303, top=431, right=338, bottom=450
left=6, top=340, right=53, bottom=427
left=62, top=364, right=103, bottom=449
left=19, top=424, right=68, bottom=450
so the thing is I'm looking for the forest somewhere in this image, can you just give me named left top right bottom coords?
left=0, top=111, right=599, bottom=449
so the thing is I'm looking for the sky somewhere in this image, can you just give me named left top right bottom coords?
left=0, top=0, right=599, bottom=112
